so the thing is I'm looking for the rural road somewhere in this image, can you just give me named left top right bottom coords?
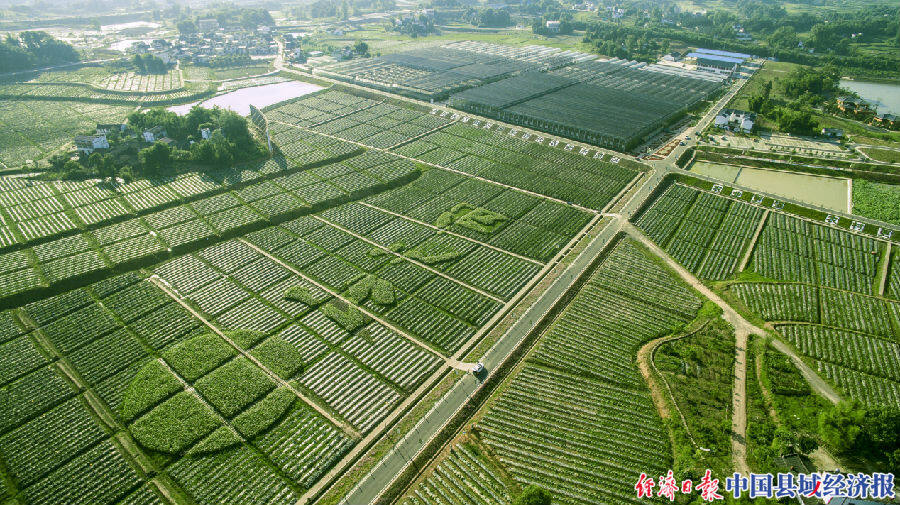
left=338, top=217, right=623, bottom=505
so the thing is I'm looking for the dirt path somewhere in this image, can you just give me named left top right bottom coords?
left=637, top=337, right=672, bottom=420
left=623, top=221, right=758, bottom=475
left=148, top=275, right=360, bottom=438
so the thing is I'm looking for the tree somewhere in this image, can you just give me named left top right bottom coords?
left=768, top=26, right=799, bottom=50
left=138, top=142, right=172, bottom=175
left=177, top=19, right=197, bottom=35
left=513, top=485, right=551, bottom=505
left=0, top=31, right=78, bottom=72
left=353, top=40, right=369, bottom=56
left=819, top=400, right=866, bottom=454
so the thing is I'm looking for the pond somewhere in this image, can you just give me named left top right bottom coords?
left=168, top=81, right=324, bottom=116
left=839, top=79, right=900, bottom=115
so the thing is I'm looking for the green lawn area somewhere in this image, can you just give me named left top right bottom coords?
left=729, top=60, right=801, bottom=111
left=860, top=147, right=900, bottom=164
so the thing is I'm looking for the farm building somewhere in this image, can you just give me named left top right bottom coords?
left=74, top=134, right=109, bottom=154
left=686, top=52, right=742, bottom=76
left=714, top=109, right=756, bottom=133
left=143, top=126, right=168, bottom=142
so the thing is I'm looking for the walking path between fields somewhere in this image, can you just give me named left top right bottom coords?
left=148, top=274, right=361, bottom=438
left=622, top=219, right=758, bottom=475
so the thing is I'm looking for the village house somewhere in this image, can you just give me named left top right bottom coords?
left=714, top=109, right=755, bottom=133
left=143, top=126, right=168, bottom=143
left=96, top=123, right=127, bottom=135
left=874, top=113, right=897, bottom=129
left=836, top=96, right=871, bottom=114
left=74, top=134, right=109, bottom=155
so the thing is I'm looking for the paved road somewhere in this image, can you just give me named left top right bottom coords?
left=339, top=217, right=622, bottom=504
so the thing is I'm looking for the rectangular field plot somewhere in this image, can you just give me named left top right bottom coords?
left=267, top=91, right=452, bottom=149
left=637, top=183, right=883, bottom=289
left=751, top=212, right=882, bottom=294
left=635, top=183, right=766, bottom=280
left=405, top=123, right=638, bottom=210
left=364, top=168, right=589, bottom=263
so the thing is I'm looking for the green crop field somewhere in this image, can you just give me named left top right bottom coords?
left=1, top=31, right=899, bottom=505
left=636, top=179, right=900, bottom=411
left=0, top=77, right=637, bottom=505
left=400, top=238, right=701, bottom=505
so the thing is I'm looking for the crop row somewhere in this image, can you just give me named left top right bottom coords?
left=299, top=351, right=401, bottom=433
left=753, top=212, right=881, bottom=294
left=99, top=69, right=182, bottom=93
left=401, top=443, right=512, bottom=505
left=477, top=365, right=670, bottom=505
left=734, top=282, right=899, bottom=339
left=778, top=324, right=900, bottom=382
left=818, top=361, right=900, bottom=408
left=532, top=239, right=700, bottom=388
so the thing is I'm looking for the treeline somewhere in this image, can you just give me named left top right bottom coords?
left=582, top=11, right=900, bottom=74
left=0, top=31, right=79, bottom=73
left=291, top=0, right=396, bottom=21
left=464, top=8, right=511, bottom=28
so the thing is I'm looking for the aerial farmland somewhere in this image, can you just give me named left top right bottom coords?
left=0, top=2, right=899, bottom=504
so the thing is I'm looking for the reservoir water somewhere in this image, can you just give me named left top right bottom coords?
left=840, top=79, right=900, bottom=115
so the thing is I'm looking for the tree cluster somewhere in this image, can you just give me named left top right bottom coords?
left=819, top=402, right=900, bottom=475
left=465, top=8, right=511, bottom=28
left=131, top=53, right=168, bottom=74
left=580, top=2, right=900, bottom=75
left=49, top=106, right=265, bottom=182
left=0, top=31, right=79, bottom=73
